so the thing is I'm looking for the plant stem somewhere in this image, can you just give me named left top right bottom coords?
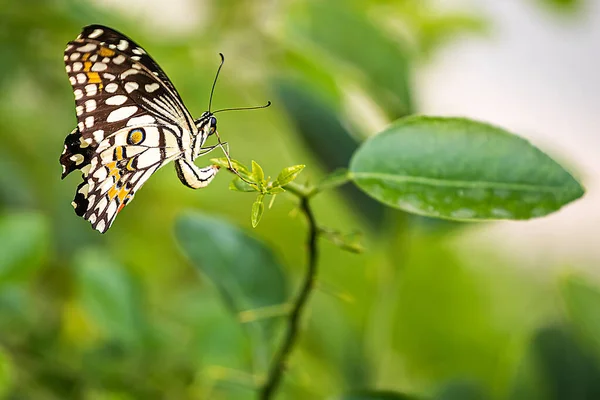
left=259, top=188, right=319, bottom=399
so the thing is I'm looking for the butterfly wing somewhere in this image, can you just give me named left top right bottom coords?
left=61, top=25, right=197, bottom=232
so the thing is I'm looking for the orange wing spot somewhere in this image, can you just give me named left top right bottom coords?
left=126, top=158, right=136, bottom=171
left=107, top=186, right=119, bottom=200
left=117, top=188, right=129, bottom=204
left=106, top=162, right=117, bottom=170
left=114, top=146, right=124, bottom=161
left=117, top=203, right=125, bottom=213
left=82, top=53, right=90, bottom=61
left=87, top=72, right=102, bottom=84
left=98, top=47, right=115, bottom=57
left=83, top=61, right=92, bottom=72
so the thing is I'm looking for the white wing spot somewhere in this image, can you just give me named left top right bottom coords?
left=76, top=73, right=86, bottom=84
left=105, top=95, right=128, bottom=106
left=88, top=28, right=104, bottom=39
left=132, top=47, right=146, bottom=55
left=69, top=52, right=80, bottom=61
left=85, top=99, right=97, bottom=112
left=131, top=56, right=141, bottom=61
left=127, top=115, right=156, bottom=126
left=105, top=83, right=118, bottom=93
left=74, top=89, right=83, bottom=100
left=69, top=76, right=76, bottom=85
left=113, top=55, right=126, bottom=65
left=84, top=84, right=97, bottom=96
left=76, top=105, right=84, bottom=116
left=121, top=69, right=138, bottom=79
left=78, top=122, right=85, bottom=131
left=77, top=43, right=97, bottom=52
left=65, top=65, right=71, bottom=73
left=90, top=54, right=98, bottom=62
left=117, top=40, right=129, bottom=51
left=145, top=83, right=160, bottom=93
left=91, top=62, right=107, bottom=72
left=73, top=62, right=83, bottom=72
left=103, top=73, right=116, bottom=81
left=124, top=82, right=139, bottom=93
left=93, top=130, right=105, bottom=142
left=96, top=220, right=106, bottom=233
left=107, top=106, right=138, bottom=122
left=85, top=116, right=95, bottom=128
left=70, top=154, right=84, bottom=165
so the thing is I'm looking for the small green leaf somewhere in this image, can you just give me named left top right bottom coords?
left=267, top=187, right=286, bottom=194
left=211, top=157, right=251, bottom=178
left=229, top=177, right=258, bottom=193
left=274, top=164, right=305, bottom=187
left=316, top=168, right=351, bottom=192
left=349, top=116, right=585, bottom=221
left=251, top=160, right=265, bottom=184
left=252, top=194, right=265, bottom=228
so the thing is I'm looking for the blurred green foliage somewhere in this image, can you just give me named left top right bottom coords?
left=0, top=0, right=594, bottom=399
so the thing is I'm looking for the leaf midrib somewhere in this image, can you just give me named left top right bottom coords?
left=349, top=171, right=570, bottom=193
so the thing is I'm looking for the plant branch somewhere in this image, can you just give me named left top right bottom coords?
left=258, top=184, right=319, bottom=400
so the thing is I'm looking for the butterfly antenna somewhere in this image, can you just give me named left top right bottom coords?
left=213, top=101, right=272, bottom=114
left=208, top=53, right=225, bottom=113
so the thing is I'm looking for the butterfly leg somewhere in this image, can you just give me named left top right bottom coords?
left=175, top=158, right=219, bottom=189
left=196, top=142, right=228, bottom=157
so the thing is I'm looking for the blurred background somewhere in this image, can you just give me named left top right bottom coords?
left=0, top=0, right=599, bottom=398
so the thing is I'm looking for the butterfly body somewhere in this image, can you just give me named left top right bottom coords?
left=61, top=25, right=219, bottom=233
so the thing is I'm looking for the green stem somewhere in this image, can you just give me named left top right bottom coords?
left=258, top=188, right=319, bottom=400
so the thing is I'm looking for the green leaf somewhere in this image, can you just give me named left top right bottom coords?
left=316, top=168, right=351, bottom=192
left=274, top=164, right=305, bottom=187
left=288, top=2, right=413, bottom=118
left=267, top=187, right=286, bottom=194
left=251, top=194, right=265, bottom=228
left=73, top=248, right=146, bottom=345
left=0, top=211, right=49, bottom=284
left=229, top=177, right=258, bottom=193
left=336, top=391, right=419, bottom=400
left=562, top=276, right=600, bottom=356
left=251, top=160, right=265, bottom=184
left=175, top=212, right=288, bottom=367
left=349, top=116, right=585, bottom=220
left=211, top=157, right=252, bottom=178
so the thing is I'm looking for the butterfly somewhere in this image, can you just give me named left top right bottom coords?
left=60, top=25, right=268, bottom=233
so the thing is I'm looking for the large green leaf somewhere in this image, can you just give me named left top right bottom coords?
left=0, top=211, right=49, bottom=284
left=175, top=212, right=288, bottom=369
left=349, top=117, right=584, bottom=220
left=73, top=248, right=146, bottom=346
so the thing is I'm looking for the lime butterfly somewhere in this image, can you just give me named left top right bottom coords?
left=60, top=25, right=266, bottom=233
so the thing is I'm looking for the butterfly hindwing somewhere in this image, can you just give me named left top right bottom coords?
left=80, top=125, right=183, bottom=233
left=61, top=24, right=200, bottom=233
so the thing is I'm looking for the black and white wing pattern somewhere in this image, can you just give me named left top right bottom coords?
left=60, top=25, right=200, bottom=233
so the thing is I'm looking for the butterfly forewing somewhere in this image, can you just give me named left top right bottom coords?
left=61, top=25, right=197, bottom=233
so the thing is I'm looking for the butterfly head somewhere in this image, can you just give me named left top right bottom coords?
left=196, top=111, right=217, bottom=137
